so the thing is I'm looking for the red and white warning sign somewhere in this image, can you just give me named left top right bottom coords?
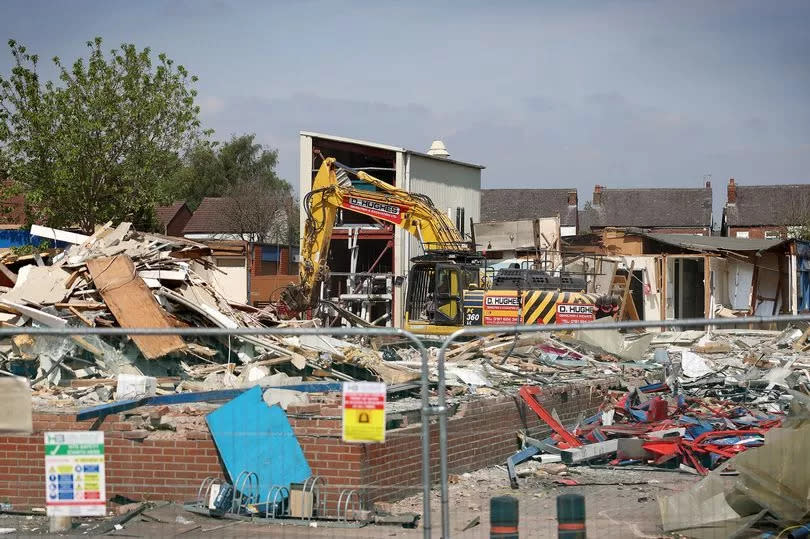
left=342, top=382, right=386, bottom=443
left=341, top=196, right=408, bottom=225
left=556, top=303, right=595, bottom=324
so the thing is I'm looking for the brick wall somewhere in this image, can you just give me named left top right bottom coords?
left=0, top=381, right=611, bottom=509
left=727, top=226, right=787, bottom=240
left=646, top=227, right=711, bottom=236
left=0, top=412, right=222, bottom=507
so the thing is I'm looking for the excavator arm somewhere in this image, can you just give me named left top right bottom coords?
left=283, top=157, right=470, bottom=311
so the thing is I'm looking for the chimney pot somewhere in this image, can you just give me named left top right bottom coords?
left=727, top=178, right=737, bottom=204
left=567, top=190, right=577, bottom=206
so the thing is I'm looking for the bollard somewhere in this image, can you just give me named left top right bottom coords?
left=557, top=493, right=586, bottom=538
left=490, top=495, right=519, bottom=538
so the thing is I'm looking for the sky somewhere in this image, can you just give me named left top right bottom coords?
left=2, top=0, right=809, bottom=223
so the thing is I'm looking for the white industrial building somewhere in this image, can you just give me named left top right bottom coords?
left=298, top=131, right=484, bottom=327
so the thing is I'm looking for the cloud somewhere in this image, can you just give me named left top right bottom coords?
left=198, top=95, right=225, bottom=115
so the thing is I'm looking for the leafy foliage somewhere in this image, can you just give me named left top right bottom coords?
left=168, top=134, right=290, bottom=210
left=10, top=239, right=50, bottom=256
left=0, top=38, right=205, bottom=233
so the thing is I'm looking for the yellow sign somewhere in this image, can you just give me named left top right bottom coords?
left=342, top=382, right=386, bottom=443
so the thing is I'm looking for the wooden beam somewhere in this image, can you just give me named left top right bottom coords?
left=617, top=260, right=635, bottom=321
left=775, top=254, right=785, bottom=315
left=86, top=255, right=185, bottom=359
left=704, top=256, right=711, bottom=318
left=0, top=262, right=17, bottom=285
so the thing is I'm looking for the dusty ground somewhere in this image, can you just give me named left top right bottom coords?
left=0, top=462, right=707, bottom=537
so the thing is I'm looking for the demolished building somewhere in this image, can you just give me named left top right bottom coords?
left=298, top=132, right=484, bottom=327
left=566, top=228, right=807, bottom=323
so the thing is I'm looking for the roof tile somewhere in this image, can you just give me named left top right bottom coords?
left=480, top=189, right=577, bottom=226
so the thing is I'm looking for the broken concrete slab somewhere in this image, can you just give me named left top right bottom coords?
left=262, top=388, right=309, bottom=410
left=561, top=440, right=619, bottom=464
left=1, top=265, right=76, bottom=305
left=0, top=376, right=32, bottom=433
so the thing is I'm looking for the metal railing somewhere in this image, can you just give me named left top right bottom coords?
left=434, top=313, right=810, bottom=537
left=0, top=325, right=438, bottom=539
left=5, top=313, right=810, bottom=537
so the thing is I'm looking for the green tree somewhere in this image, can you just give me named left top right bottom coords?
left=170, top=133, right=290, bottom=209
left=0, top=38, right=205, bottom=233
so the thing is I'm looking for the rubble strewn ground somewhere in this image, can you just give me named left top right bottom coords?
left=3, top=224, right=810, bottom=536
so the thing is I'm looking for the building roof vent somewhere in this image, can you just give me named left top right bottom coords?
left=427, top=140, right=450, bottom=158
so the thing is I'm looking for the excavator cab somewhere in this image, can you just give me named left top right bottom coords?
left=404, top=252, right=484, bottom=335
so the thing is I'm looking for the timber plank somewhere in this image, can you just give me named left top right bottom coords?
left=86, top=255, right=185, bottom=359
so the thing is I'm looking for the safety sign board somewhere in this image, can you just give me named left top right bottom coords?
left=482, top=291, right=520, bottom=325
left=342, top=382, right=386, bottom=443
left=556, top=303, right=595, bottom=325
left=44, top=431, right=106, bottom=516
left=341, top=196, right=408, bottom=225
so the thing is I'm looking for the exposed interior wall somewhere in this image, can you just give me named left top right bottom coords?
left=752, top=252, right=787, bottom=315
left=209, top=256, right=248, bottom=303
left=299, top=134, right=398, bottom=325
left=725, top=258, right=755, bottom=311
left=602, top=229, right=644, bottom=256
left=474, top=218, right=561, bottom=268
left=709, top=257, right=730, bottom=314
left=622, top=256, right=661, bottom=322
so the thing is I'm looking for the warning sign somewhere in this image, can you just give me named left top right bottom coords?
left=44, top=431, right=106, bottom=516
left=342, top=382, right=386, bottom=443
left=556, top=303, right=595, bottom=325
left=483, top=291, right=520, bottom=325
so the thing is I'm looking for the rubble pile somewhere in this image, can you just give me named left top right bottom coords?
left=0, top=223, right=418, bottom=405
left=493, top=328, right=810, bottom=535
left=509, top=327, right=810, bottom=479
left=424, top=332, right=658, bottom=396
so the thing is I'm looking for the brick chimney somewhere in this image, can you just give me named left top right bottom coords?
left=567, top=190, right=577, bottom=206
left=593, top=185, right=603, bottom=206
left=727, top=178, right=736, bottom=204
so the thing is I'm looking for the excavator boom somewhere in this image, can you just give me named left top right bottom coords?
left=284, top=157, right=470, bottom=310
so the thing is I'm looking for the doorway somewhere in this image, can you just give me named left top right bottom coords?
left=670, top=257, right=705, bottom=319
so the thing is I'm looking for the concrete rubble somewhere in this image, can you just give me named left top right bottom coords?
left=0, top=222, right=418, bottom=405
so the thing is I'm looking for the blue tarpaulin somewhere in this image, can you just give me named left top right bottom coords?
left=206, top=386, right=311, bottom=499
left=0, top=229, right=33, bottom=248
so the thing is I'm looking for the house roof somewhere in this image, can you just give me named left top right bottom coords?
left=155, top=202, right=187, bottom=229
left=480, top=189, right=577, bottom=226
left=182, top=198, right=237, bottom=234
left=582, top=187, right=712, bottom=230
left=724, top=184, right=810, bottom=227
left=645, top=233, right=786, bottom=253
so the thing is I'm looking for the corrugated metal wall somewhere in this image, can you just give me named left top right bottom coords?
left=406, top=153, right=481, bottom=253
left=395, top=153, right=481, bottom=325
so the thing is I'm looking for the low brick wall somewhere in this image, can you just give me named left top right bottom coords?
left=0, top=379, right=613, bottom=509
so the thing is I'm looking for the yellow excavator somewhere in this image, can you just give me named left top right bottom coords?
left=282, top=157, right=615, bottom=335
